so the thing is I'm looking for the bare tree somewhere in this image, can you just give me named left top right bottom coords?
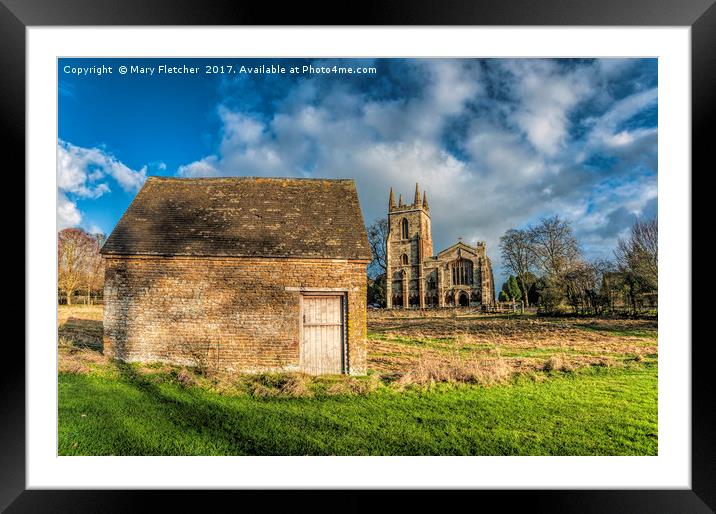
left=367, top=217, right=389, bottom=279
left=499, top=228, right=536, bottom=307
left=58, top=228, right=95, bottom=305
left=615, top=217, right=658, bottom=292
left=562, top=260, right=598, bottom=314
left=528, top=215, right=581, bottom=279
left=82, top=234, right=105, bottom=305
left=591, top=258, right=618, bottom=314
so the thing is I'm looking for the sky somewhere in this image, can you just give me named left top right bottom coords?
left=58, top=57, right=657, bottom=284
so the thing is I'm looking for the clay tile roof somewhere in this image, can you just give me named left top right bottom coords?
left=101, top=177, right=371, bottom=260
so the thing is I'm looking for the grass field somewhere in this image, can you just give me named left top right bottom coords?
left=57, top=305, right=658, bottom=456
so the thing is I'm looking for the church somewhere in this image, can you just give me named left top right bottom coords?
left=386, top=184, right=496, bottom=309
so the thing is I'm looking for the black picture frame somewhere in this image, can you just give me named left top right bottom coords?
left=4, top=0, right=711, bottom=511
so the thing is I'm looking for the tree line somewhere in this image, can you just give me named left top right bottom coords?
left=499, top=215, right=657, bottom=315
left=58, top=228, right=106, bottom=305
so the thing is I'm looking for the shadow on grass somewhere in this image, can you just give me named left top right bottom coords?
left=60, top=360, right=658, bottom=456
left=105, top=360, right=351, bottom=455
left=59, top=317, right=104, bottom=352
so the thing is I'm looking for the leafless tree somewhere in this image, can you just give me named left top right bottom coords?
left=563, top=260, right=598, bottom=314
left=499, top=228, right=537, bottom=307
left=528, top=215, right=582, bottom=279
left=591, top=258, right=618, bottom=313
left=615, top=217, right=658, bottom=292
left=367, top=217, right=389, bottom=279
left=58, top=228, right=95, bottom=305
left=82, top=234, right=105, bottom=304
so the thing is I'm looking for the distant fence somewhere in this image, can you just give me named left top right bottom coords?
left=541, top=305, right=657, bottom=318
left=368, top=300, right=656, bottom=319
left=368, top=302, right=525, bottom=319
left=487, top=301, right=526, bottom=314
left=58, top=292, right=104, bottom=306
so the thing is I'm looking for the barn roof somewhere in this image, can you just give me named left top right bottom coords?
left=101, top=177, right=371, bottom=260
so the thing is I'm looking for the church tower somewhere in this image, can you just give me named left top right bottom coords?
left=386, top=183, right=433, bottom=309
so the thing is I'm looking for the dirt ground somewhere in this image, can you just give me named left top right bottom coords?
left=367, top=313, right=657, bottom=377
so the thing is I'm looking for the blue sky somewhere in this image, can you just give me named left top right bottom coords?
left=58, top=57, right=657, bottom=283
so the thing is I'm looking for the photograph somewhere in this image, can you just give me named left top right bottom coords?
left=57, top=56, right=659, bottom=457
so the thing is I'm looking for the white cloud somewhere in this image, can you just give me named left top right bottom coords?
left=175, top=58, right=657, bottom=280
left=57, top=140, right=147, bottom=228
left=57, top=191, right=82, bottom=230
left=57, top=144, right=110, bottom=198
left=464, top=121, right=547, bottom=180
left=582, top=88, right=657, bottom=150
left=58, top=140, right=147, bottom=194
left=177, top=156, right=220, bottom=177
left=86, top=224, right=105, bottom=235
left=220, top=107, right=266, bottom=147
left=503, top=60, right=594, bottom=157
left=427, top=60, right=481, bottom=116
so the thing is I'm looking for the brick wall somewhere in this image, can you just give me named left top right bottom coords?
left=103, top=255, right=368, bottom=375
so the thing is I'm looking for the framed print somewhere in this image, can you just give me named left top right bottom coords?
left=5, top=0, right=712, bottom=511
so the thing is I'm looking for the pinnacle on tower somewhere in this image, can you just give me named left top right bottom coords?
left=389, top=187, right=396, bottom=210
left=422, top=190, right=429, bottom=210
left=414, top=183, right=421, bottom=206
left=398, top=194, right=404, bottom=207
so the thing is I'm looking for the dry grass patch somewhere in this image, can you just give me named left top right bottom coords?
left=543, top=355, right=574, bottom=373
left=56, top=303, right=653, bottom=397
left=58, top=337, right=109, bottom=375
left=326, top=375, right=381, bottom=396
left=241, top=372, right=315, bottom=398
left=175, top=368, right=196, bottom=387
left=58, top=359, right=90, bottom=375
left=58, top=304, right=104, bottom=325
left=397, top=353, right=513, bottom=387
left=58, top=305, right=106, bottom=376
left=369, top=314, right=654, bottom=382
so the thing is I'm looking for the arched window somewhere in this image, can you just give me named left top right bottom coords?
left=401, top=253, right=409, bottom=265
left=450, top=258, right=473, bottom=286
left=401, top=218, right=409, bottom=239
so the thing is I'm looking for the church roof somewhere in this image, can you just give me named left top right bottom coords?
left=435, top=241, right=484, bottom=259
left=101, top=177, right=371, bottom=260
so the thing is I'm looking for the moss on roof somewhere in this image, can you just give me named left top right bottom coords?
left=101, top=177, right=371, bottom=260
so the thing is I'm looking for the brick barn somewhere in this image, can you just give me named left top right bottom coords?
left=100, top=177, right=371, bottom=375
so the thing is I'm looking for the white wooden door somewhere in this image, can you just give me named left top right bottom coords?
left=301, top=295, right=344, bottom=375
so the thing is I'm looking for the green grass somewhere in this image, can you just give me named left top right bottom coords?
left=59, top=362, right=657, bottom=456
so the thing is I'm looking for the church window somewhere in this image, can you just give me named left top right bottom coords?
left=451, top=258, right=473, bottom=286
left=401, top=253, right=409, bottom=265
left=401, top=218, right=409, bottom=239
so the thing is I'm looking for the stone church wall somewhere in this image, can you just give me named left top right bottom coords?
left=386, top=185, right=495, bottom=309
